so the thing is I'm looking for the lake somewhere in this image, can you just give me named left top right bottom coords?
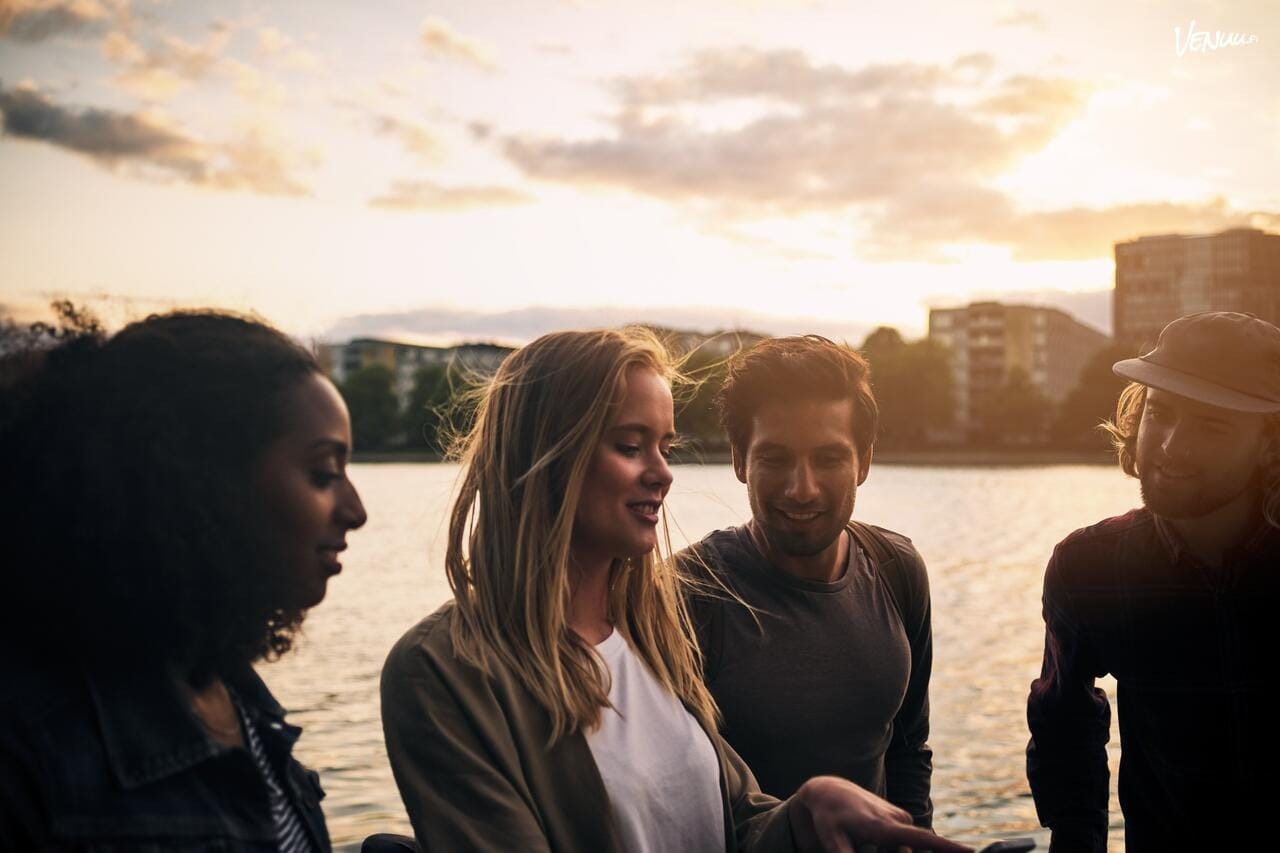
left=265, top=462, right=1139, bottom=850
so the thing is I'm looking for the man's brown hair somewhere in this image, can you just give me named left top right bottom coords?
left=715, top=334, right=879, bottom=457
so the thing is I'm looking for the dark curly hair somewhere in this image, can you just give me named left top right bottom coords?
left=1, top=307, right=322, bottom=683
left=715, top=335, right=879, bottom=459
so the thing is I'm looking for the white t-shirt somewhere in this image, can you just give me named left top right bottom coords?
left=585, top=630, right=726, bottom=853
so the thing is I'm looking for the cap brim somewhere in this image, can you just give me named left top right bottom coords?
left=1113, top=357, right=1280, bottom=413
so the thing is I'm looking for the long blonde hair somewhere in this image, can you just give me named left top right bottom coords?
left=444, top=327, right=719, bottom=740
left=1101, top=381, right=1280, bottom=527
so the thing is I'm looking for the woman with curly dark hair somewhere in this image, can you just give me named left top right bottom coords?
left=0, top=307, right=367, bottom=851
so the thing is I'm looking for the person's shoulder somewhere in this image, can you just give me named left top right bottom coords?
left=1044, top=507, right=1155, bottom=589
left=0, top=649, right=89, bottom=736
left=382, top=601, right=526, bottom=699
left=856, top=522, right=928, bottom=578
left=1054, top=507, right=1154, bottom=556
left=859, top=523, right=922, bottom=559
left=383, top=600, right=460, bottom=678
left=0, top=650, right=103, bottom=806
left=677, top=525, right=747, bottom=581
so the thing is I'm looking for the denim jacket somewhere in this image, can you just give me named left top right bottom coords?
left=0, top=651, right=330, bottom=851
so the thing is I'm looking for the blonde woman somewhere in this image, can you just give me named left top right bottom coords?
left=380, top=328, right=968, bottom=853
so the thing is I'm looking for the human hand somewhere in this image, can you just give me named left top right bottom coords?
left=790, top=776, right=972, bottom=853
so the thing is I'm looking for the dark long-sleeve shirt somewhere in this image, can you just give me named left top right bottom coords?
left=682, top=522, right=934, bottom=827
left=1027, top=508, right=1280, bottom=852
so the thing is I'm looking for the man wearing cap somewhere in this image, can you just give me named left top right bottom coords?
left=1026, top=311, right=1280, bottom=852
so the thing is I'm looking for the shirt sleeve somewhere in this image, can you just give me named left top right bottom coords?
left=676, top=546, right=725, bottom=682
left=380, top=633, right=552, bottom=853
left=716, top=732, right=798, bottom=853
left=1025, top=546, right=1111, bottom=852
left=882, top=543, right=934, bottom=828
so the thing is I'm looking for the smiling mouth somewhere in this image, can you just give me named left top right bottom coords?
left=777, top=508, right=823, bottom=522
left=1154, top=465, right=1197, bottom=481
left=627, top=501, right=662, bottom=524
left=318, top=544, right=346, bottom=573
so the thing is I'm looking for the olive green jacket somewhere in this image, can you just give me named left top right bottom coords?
left=381, top=602, right=799, bottom=853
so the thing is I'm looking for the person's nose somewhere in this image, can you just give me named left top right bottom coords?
left=1160, top=419, right=1194, bottom=460
left=785, top=459, right=819, bottom=504
left=338, top=478, right=368, bottom=530
left=646, top=450, right=674, bottom=495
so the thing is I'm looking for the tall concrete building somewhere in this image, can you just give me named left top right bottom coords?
left=1114, top=227, right=1280, bottom=349
left=928, top=302, right=1109, bottom=441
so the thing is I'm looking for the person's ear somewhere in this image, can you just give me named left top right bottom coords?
left=731, top=445, right=747, bottom=484
left=857, top=445, right=874, bottom=486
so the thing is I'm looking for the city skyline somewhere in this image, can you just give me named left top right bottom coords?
left=2, top=0, right=1277, bottom=341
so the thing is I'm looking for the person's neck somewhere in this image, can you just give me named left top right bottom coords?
left=748, top=520, right=849, bottom=584
left=1163, top=489, right=1262, bottom=568
left=182, top=675, right=244, bottom=749
left=567, top=553, right=614, bottom=645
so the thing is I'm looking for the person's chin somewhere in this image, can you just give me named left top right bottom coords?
left=293, top=574, right=331, bottom=610
left=762, top=520, right=839, bottom=556
left=1141, top=492, right=1215, bottom=521
left=1140, top=477, right=1202, bottom=519
left=618, top=535, right=657, bottom=561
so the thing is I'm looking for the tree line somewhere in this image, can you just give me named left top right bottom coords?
left=336, top=329, right=1134, bottom=455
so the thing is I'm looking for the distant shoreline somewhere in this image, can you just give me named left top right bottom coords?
left=352, top=448, right=1116, bottom=466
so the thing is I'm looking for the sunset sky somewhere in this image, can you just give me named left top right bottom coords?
left=1, top=0, right=1276, bottom=343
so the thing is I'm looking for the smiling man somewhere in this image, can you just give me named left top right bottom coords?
left=682, top=335, right=934, bottom=828
left=1026, top=311, right=1280, bottom=852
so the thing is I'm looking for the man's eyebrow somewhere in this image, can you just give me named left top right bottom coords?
left=1146, top=399, right=1232, bottom=424
left=1193, top=413, right=1236, bottom=427
left=752, top=441, right=790, bottom=453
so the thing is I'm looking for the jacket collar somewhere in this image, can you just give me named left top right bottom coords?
left=1151, top=510, right=1278, bottom=571
left=85, top=656, right=286, bottom=789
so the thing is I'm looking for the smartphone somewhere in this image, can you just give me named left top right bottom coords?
left=977, top=840, right=1036, bottom=853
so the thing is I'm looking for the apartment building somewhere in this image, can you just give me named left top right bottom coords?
left=928, top=302, right=1109, bottom=440
left=1114, top=227, right=1280, bottom=349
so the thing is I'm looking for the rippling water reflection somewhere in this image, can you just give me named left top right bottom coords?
left=264, top=463, right=1138, bottom=850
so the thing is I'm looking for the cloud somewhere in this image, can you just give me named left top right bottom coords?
left=256, top=26, right=321, bottom=73
left=0, top=81, right=311, bottom=195
left=497, top=47, right=1279, bottom=260
left=220, top=57, right=286, bottom=106
left=100, top=18, right=305, bottom=107
left=995, top=10, right=1046, bottom=29
left=372, top=113, right=444, bottom=160
left=369, top=179, right=532, bottom=210
left=502, top=48, right=1089, bottom=217
left=869, top=188, right=1277, bottom=261
left=420, top=16, right=496, bottom=70
left=0, top=80, right=207, bottom=174
left=103, top=21, right=233, bottom=100
left=322, top=304, right=876, bottom=348
left=0, top=0, right=109, bottom=41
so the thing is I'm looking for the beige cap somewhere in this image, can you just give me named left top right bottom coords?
left=1113, top=311, right=1280, bottom=413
